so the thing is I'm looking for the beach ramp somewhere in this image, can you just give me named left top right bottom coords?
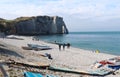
left=24, top=72, right=43, bottom=77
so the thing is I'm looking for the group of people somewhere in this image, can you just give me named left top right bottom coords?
left=58, top=43, right=70, bottom=51
left=32, top=37, right=39, bottom=41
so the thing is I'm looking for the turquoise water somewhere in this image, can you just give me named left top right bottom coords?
left=36, top=32, right=120, bottom=55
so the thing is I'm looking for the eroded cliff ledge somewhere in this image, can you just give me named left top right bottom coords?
left=0, top=16, right=69, bottom=35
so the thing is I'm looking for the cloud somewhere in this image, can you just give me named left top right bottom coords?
left=0, top=0, right=120, bottom=31
left=0, top=0, right=120, bottom=20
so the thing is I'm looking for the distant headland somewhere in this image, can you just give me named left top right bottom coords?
left=0, top=16, right=69, bottom=35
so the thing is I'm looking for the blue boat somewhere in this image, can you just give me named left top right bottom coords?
left=108, top=61, right=120, bottom=70
left=108, top=65, right=120, bottom=70
left=46, top=74, right=58, bottom=77
left=48, top=66, right=113, bottom=76
left=24, top=72, right=43, bottom=77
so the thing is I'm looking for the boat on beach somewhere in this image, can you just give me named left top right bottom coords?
left=22, top=46, right=33, bottom=50
left=27, top=44, right=52, bottom=50
left=5, top=59, right=50, bottom=68
left=104, top=57, right=120, bottom=69
left=24, top=72, right=43, bottom=77
left=24, top=72, right=59, bottom=77
left=92, top=56, right=120, bottom=68
left=88, top=68, right=114, bottom=76
left=48, top=66, right=90, bottom=75
left=48, top=66, right=112, bottom=76
left=108, top=61, right=120, bottom=70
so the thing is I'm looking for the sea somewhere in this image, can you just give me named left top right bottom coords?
left=36, top=32, right=120, bottom=56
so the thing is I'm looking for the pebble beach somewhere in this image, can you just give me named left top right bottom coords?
left=0, top=35, right=120, bottom=77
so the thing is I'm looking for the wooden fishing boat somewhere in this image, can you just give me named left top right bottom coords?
left=28, top=44, right=49, bottom=48
left=48, top=66, right=114, bottom=76
left=88, top=68, right=113, bottom=76
left=22, top=46, right=33, bottom=50
left=27, top=44, right=52, bottom=50
left=6, top=36, right=24, bottom=40
left=108, top=65, right=120, bottom=70
left=48, top=66, right=91, bottom=75
left=108, top=62, right=120, bottom=69
left=6, top=60, right=50, bottom=68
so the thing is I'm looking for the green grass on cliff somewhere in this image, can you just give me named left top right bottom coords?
left=0, top=17, right=34, bottom=32
left=15, top=17, right=35, bottom=22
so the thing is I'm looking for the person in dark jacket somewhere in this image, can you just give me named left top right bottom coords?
left=63, top=43, right=66, bottom=50
left=67, top=43, right=70, bottom=48
left=58, top=44, right=62, bottom=51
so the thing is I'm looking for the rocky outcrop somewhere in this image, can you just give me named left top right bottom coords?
left=15, top=16, right=68, bottom=35
left=0, top=19, right=16, bottom=34
left=0, top=16, right=69, bottom=35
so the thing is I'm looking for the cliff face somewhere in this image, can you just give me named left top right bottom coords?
left=15, top=16, right=68, bottom=35
left=0, top=16, right=68, bottom=35
left=0, top=19, right=16, bottom=34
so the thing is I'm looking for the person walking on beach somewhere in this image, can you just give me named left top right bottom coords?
left=67, top=43, right=70, bottom=48
left=58, top=44, right=62, bottom=51
left=63, top=43, right=66, bottom=50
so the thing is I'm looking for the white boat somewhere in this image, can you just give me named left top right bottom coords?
left=27, top=44, right=52, bottom=50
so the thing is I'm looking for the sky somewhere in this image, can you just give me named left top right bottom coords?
left=0, top=0, right=120, bottom=32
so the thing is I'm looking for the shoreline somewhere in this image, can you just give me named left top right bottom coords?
left=47, top=41, right=119, bottom=56
left=37, top=31, right=120, bottom=56
left=0, top=35, right=119, bottom=77
left=36, top=38, right=117, bottom=57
